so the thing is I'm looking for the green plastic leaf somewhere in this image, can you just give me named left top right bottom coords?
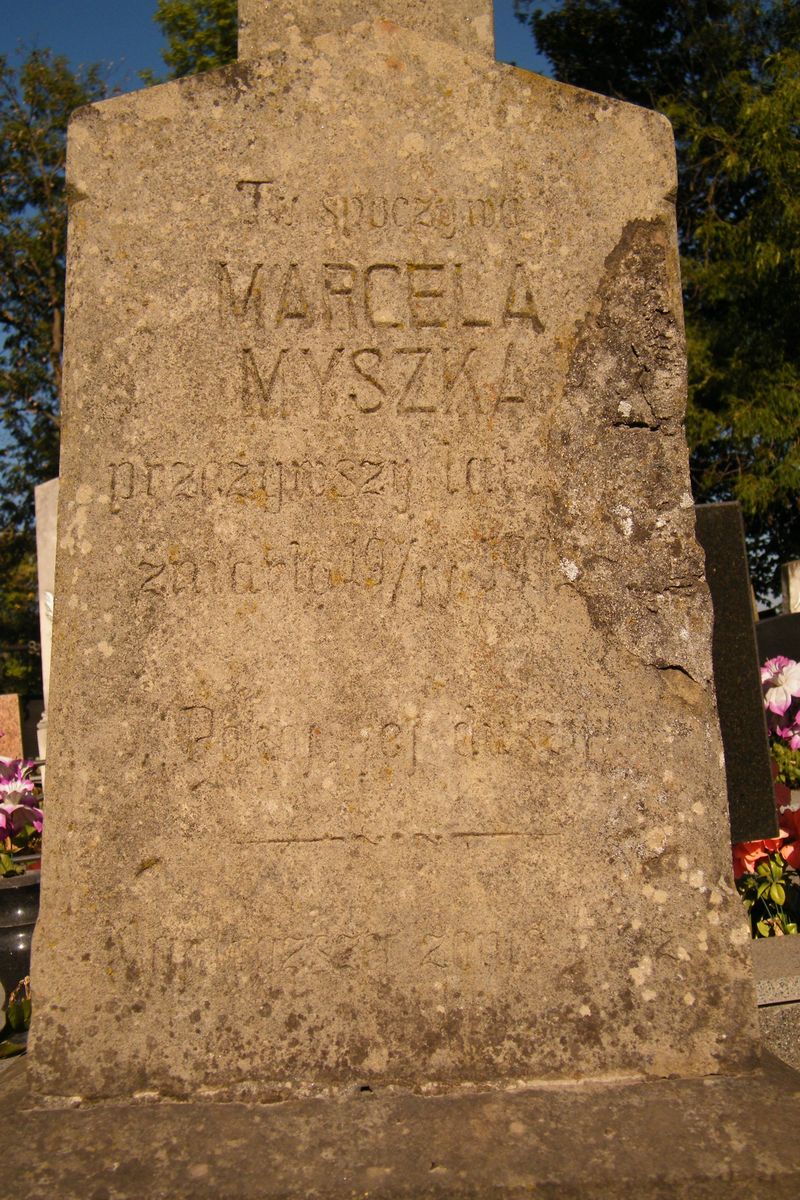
left=6, top=998, right=30, bottom=1032
left=0, top=852, right=23, bottom=878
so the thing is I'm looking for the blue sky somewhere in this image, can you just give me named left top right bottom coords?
left=0, top=1, right=551, bottom=88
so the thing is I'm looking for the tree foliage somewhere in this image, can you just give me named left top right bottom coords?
left=0, top=50, right=107, bottom=691
left=515, top=0, right=800, bottom=599
left=143, top=0, right=238, bottom=83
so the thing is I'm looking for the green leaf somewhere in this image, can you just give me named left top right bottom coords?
left=0, top=1041, right=25, bottom=1059
left=756, top=920, right=772, bottom=937
left=0, top=852, right=23, bottom=878
left=6, top=997, right=30, bottom=1032
left=773, top=854, right=787, bottom=877
left=770, top=882, right=786, bottom=905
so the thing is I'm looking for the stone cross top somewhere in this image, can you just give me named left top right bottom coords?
left=239, top=0, right=495, bottom=59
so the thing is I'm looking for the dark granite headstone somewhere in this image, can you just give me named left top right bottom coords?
left=20, top=697, right=44, bottom=761
left=756, top=613, right=800, bottom=666
left=695, top=502, right=777, bottom=842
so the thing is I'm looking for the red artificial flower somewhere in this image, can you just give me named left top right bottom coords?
left=732, top=837, right=785, bottom=878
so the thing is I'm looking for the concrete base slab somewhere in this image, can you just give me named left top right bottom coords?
left=4, top=1055, right=800, bottom=1199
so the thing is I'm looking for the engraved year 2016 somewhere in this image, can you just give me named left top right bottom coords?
left=136, top=531, right=529, bottom=607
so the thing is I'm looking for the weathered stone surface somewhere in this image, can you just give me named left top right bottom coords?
left=31, top=17, right=757, bottom=1103
left=239, top=0, right=495, bottom=59
left=5, top=1055, right=800, bottom=1199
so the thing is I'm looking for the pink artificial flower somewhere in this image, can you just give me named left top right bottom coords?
left=762, top=657, right=800, bottom=715
left=762, top=655, right=794, bottom=680
left=777, top=722, right=800, bottom=750
left=0, top=800, right=43, bottom=838
left=0, top=757, right=20, bottom=782
left=0, top=777, right=34, bottom=799
left=0, top=759, right=36, bottom=803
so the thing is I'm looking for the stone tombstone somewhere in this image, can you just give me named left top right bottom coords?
left=782, top=560, right=800, bottom=615
left=0, top=695, right=24, bottom=760
left=30, top=0, right=758, bottom=1102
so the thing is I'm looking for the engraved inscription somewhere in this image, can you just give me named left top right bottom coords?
left=320, top=192, right=525, bottom=238
left=174, top=702, right=578, bottom=778
left=234, top=182, right=528, bottom=238
left=217, top=260, right=543, bottom=333
left=122, top=926, right=543, bottom=998
left=107, top=444, right=520, bottom=515
left=134, top=530, right=530, bottom=607
left=236, top=179, right=299, bottom=227
left=239, top=342, right=533, bottom=420
left=217, top=258, right=542, bottom=419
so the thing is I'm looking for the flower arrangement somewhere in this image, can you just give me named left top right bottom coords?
left=0, top=755, right=43, bottom=877
left=732, top=656, right=800, bottom=936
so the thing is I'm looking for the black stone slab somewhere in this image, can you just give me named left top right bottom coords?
left=756, top=613, right=800, bottom=665
left=695, top=502, right=777, bottom=842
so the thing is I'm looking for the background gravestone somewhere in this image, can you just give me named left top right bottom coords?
left=695, top=502, right=777, bottom=842
left=781, top=561, right=800, bottom=615
left=0, top=695, right=24, bottom=760
left=757, top=613, right=800, bottom=665
left=30, top=1, right=757, bottom=1102
left=34, top=478, right=59, bottom=763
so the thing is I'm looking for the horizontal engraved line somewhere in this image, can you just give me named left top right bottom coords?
left=240, top=830, right=560, bottom=846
